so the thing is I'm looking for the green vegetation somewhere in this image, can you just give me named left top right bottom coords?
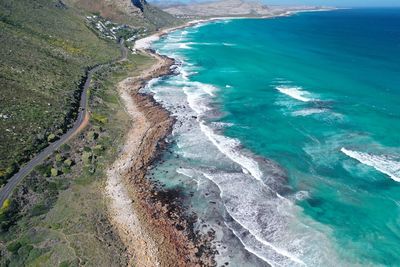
left=0, top=0, right=120, bottom=185
left=0, top=199, right=10, bottom=213
left=0, top=52, right=155, bottom=266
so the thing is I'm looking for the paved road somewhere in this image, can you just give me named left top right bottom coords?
left=0, top=40, right=128, bottom=206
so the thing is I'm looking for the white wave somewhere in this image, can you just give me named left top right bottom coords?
left=225, top=85, right=232, bottom=88
left=276, top=86, right=313, bottom=102
left=142, top=77, right=161, bottom=93
left=179, top=43, right=192, bottom=49
left=200, top=123, right=263, bottom=181
left=225, top=219, right=306, bottom=267
left=341, top=148, right=400, bottom=182
left=178, top=79, right=218, bottom=116
left=177, top=67, right=263, bottom=182
left=183, top=86, right=211, bottom=115
left=196, top=82, right=217, bottom=96
left=180, top=68, right=190, bottom=80
left=202, top=171, right=341, bottom=267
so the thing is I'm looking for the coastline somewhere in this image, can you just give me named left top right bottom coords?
left=106, top=49, right=215, bottom=266
left=107, top=8, right=336, bottom=266
left=106, top=17, right=231, bottom=267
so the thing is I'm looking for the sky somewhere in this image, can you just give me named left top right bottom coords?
left=150, top=0, right=400, bottom=7
left=262, top=0, right=400, bottom=7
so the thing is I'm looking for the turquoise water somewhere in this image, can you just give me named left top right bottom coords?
left=148, top=9, right=400, bottom=266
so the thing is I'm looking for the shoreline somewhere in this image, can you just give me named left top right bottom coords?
left=107, top=8, right=337, bottom=266
left=105, top=50, right=216, bottom=266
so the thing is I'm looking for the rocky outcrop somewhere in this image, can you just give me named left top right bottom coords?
left=132, top=0, right=144, bottom=12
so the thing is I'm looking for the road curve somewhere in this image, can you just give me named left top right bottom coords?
left=0, top=40, right=128, bottom=207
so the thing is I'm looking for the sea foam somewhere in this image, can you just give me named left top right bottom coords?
left=201, top=171, right=341, bottom=267
left=200, top=123, right=264, bottom=181
left=341, top=148, right=400, bottom=182
left=276, top=86, right=313, bottom=102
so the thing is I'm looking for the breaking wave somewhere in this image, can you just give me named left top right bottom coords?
left=341, top=148, right=400, bottom=182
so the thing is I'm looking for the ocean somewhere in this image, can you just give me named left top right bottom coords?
left=144, top=8, right=400, bottom=266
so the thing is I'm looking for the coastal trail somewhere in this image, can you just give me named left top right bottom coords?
left=105, top=49, right=174, bottom=266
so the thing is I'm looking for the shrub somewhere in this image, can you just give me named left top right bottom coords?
left=35, top=164, right=52, bottom=177
left=62, top=166, right=71, bottom=174
left=60, top=144, right=71, bottom=152
left=64, top=158, right=73, bottom=167
left=0, top=199, right=20, bottom=232
left=87, top=131, right=99, bottom=140
left=82, top=151, right=93, bottom=165
left=7, top=241, right=22, bottom=254
left=47, top=133, right=56, bottom=142
left=0, top=163, right=18, bottom=185
left=51, top=168, right=59, bottom=177
left=1, top=199, right=11, bottom=214
left=55, top=153, right=63, bottom=162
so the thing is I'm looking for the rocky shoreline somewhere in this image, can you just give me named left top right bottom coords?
left=106, top=49, right=216, bottom=266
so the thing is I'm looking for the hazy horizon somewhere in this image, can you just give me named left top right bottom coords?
left=149, top=0, right=400, bottom=8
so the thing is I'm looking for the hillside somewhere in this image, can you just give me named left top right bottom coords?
left=0, top=0, right=120, bottom=185
left=0, top=0, right=180, bottom=186
left=65, top=0, right=181, bottom=31
left=0, top=0, right=179, bottom=265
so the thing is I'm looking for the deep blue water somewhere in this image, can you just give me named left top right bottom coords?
left=148, top=9, right=400, bottom=266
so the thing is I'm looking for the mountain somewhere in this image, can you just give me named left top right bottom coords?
left=162, top=0, right=273, bottom=17
left=160, top=0, right=328, bottom=18
left=65, top=0, right=181, bottom=30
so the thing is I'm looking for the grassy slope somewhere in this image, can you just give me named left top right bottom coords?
left=0, top=0, right=120, bottom=184
left=0, top=53, right=155, bottom=266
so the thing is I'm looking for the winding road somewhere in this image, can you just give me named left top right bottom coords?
left=0, top=40, right=128, bottom=207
